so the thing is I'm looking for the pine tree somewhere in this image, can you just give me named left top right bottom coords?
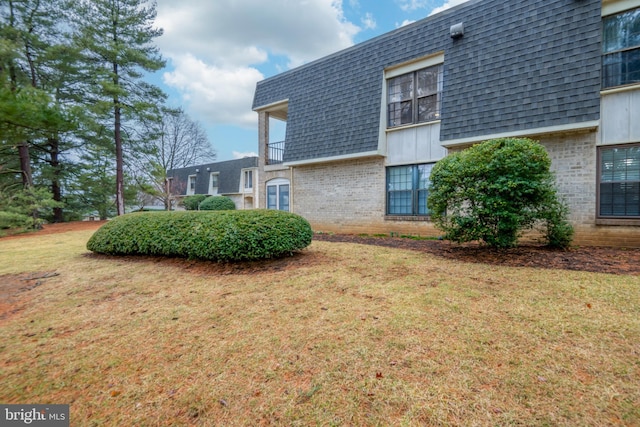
left=74, top=0, right=165, bottom=215
left=0, top=0, right=79, bottom=222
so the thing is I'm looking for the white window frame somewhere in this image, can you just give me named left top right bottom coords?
left=602, top=0, right=640, bottom=17
left=266, top=178, right=290, bottom=211
left=209, top=172, right=219, bottom=195
left=187, top=175, right=196, bottom=195
left=243, top=169, right=254, bottom=191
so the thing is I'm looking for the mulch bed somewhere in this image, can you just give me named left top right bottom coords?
left=313, top=233, right=640, bottom=275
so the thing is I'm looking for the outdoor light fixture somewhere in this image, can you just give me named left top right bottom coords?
left=450, top=22, right=464, bottom=39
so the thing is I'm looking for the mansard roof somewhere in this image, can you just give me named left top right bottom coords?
left=253, top=0, right=601, bottom=163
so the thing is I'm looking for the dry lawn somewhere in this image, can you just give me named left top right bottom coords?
left=0, top=226, right=639, bottom=426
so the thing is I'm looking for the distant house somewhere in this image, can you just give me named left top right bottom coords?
left=167, top=157, right=259, bottom=210
left=252, top=0, right=640, bottom=247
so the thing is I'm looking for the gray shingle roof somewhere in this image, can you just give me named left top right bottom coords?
left=252, top=0, right=601, bottom=162
left=167, top=157, right=258, bottom=196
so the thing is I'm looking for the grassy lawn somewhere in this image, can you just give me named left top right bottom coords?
left=1, top=228, right=639, bottom=426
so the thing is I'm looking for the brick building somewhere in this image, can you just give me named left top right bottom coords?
left=252, top=0, right=640, bottom=246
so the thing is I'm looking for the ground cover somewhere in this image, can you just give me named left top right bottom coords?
left=0, top=222, right=639, bottom=425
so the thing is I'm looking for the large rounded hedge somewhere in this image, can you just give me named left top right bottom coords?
left=86, top=210, right=313, bottom=262
left=199, top=195, right=235, bottom=211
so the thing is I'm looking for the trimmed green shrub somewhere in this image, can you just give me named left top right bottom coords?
left=0, top=211, right=32, bottom=230
left=181, top=194, right=207, bottom=210
left=86, top=210, right=313, bottom=262
left=199, top=196, right=235, bottom=211
left=428, top=137, right=574, bottom=248
left=0, top=187, right=62, bottom=229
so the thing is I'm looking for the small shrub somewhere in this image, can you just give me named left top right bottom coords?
left=0, top=211, right=33, bottom=230
left=181, top=194, right=207, bottom=210
left=539, top=198, right=574, bottom=249
left=199, top=196, right=235, bottom=211
left=86, top=210, right=313, bottom=262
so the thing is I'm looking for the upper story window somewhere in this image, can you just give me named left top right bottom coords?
left=602, top=6, right=640, bottom=88
left=187, top=175, right=196, bottom=195
left=387, top=64, right=443, bottom=127
left=244, top=170, right=253, bottom=190
left=209, top=173, right=219, bottom=195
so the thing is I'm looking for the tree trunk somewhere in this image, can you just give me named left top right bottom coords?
left=164, top=178, right=171, bottom=210
left=9, top=2, right=32, bottom=189
left=113, top=58, right=125, bottom=216
left=18, top=142, right=33, bottom=188
left=49, top=137, right=64, bottom=222
left=114, top=103, right=125, bottom=216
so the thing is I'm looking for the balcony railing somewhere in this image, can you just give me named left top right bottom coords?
left=267, top=140, right=285, bottom=165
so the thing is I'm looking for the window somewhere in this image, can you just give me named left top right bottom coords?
left=209, top=173, right=219, bottom=195
left=388, top=64, right=443, bottom=127
left=387, top=163, right=433, bottom=215
left=187, top=175, right=196, bottom=195
left=599, top=144, right=640, bottom=217
left=267, top=179, right=289, bottom=211
left=602, top=7, right=640, bottom=88
left=244, top=170, right=253, bottom=189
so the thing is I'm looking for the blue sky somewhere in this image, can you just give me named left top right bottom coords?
left=151, top=0, right=469, bottom=162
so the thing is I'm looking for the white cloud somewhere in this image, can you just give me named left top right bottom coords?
left=233, top=151, right=259, bottom=159
left=362, top=12, right=376, bottom=30
left=397, top=0, right=429, bottom=12
left=163, top=54, right=264, bottom=128
left=429, top=0, right=471, bottom=16
left=396, top=0, right=471, bottom=15
left=397, top=19, right=416, bottom=28
left=156, top=0, right=360, bottom=66
left=155, top=0, right=362, bottom=128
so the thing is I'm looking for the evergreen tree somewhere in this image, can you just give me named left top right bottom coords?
left=74, top=0, right=165, bottom=215
left=0, top=0, right=79, bottom=222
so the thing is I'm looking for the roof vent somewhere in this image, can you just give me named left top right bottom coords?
left=450, top=22, right=464, bottom=39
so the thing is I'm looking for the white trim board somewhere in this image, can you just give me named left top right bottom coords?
left=441, top=121, right=600, bottom=148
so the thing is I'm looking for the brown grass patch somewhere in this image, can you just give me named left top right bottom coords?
left=0, top=227, right=639, bottom=426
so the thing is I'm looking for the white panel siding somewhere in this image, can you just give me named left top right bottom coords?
left=386, top=122, right=445, bottom=165
left=600, top=88, right=640, bottom=145
left=631, top=90, right=640, bottom=142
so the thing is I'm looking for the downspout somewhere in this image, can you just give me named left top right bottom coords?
left=290, top=166, right=294, bottom=213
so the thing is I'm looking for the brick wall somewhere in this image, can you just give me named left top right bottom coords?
left=292, top=157, right=384, bottom=230
left=540, top=132, right=597, bottom=226
left=291, top=157, right=442, bottom=237
left=540, top=132, right=640, bottom=247
left=287, top=134, right=640, bottom=247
